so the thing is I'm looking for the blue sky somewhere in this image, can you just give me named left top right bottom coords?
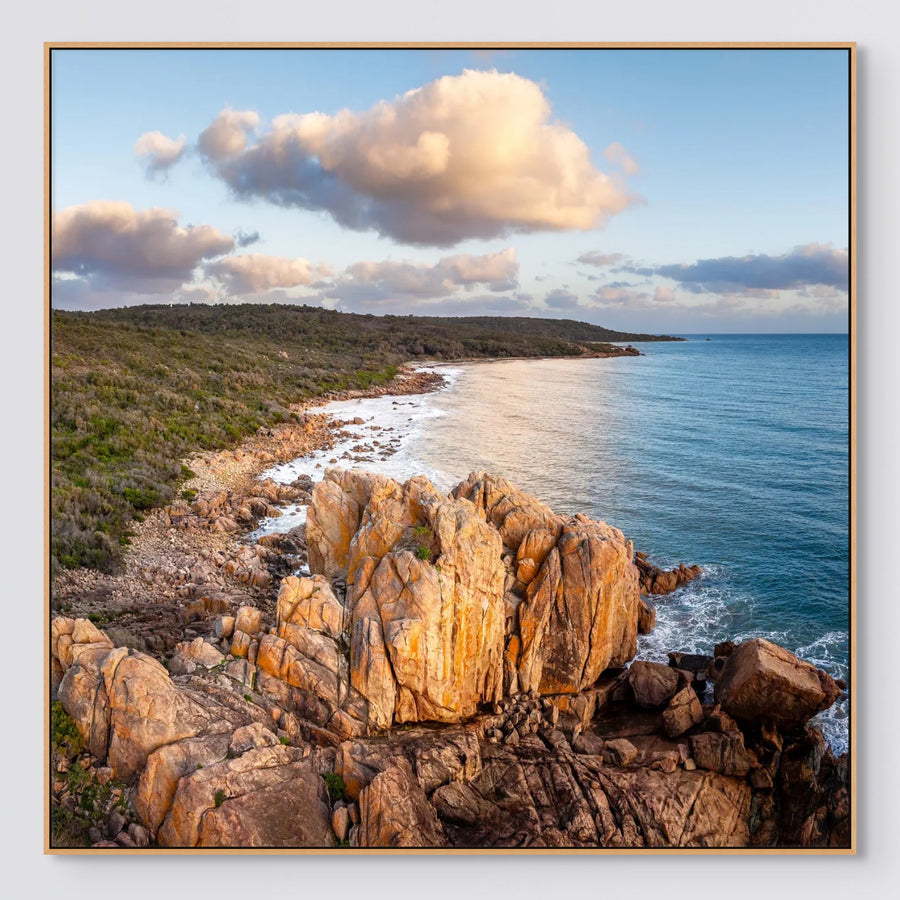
left=51, top=48, right=850, bottom=332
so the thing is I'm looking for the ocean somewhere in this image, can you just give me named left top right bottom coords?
left=257, top=334, right=850, bottom=752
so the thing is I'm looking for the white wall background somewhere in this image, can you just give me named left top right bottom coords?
left=2, top=1, right=896, bottom=895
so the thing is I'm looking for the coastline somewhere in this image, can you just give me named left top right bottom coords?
left=50, top=353, right=850, bottom=850
left=51, top=348, right=643, bottom=610
left=51, top=364, right=449, bottom=618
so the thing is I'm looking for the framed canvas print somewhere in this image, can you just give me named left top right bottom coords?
left=45, top=42, right=855, bottom=854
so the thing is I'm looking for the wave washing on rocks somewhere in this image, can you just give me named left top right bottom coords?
left=51, top=469, right=849, bottom=849
left=249, top=366, right=464, bottom=539
left=247, top=367, right=849, bottom=756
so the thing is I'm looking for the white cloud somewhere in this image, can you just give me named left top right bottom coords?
left=197, top=109, right=260, bottom=161
left=51, top=201, right=234, bottom=297
left=134, top=131, right=187, bottom=175
left=206, top=253, right=333, bottom=295
left=603, top=142, right=640, bottom=176
left=335, top=248, right=519, bottom=304
left=195, top=70, right=639, bottom=246
left=654, top=285, right=675, bottom=302
left=576, top=251, right=625, bottom=267
left=592, top=286, right=652, bottom=307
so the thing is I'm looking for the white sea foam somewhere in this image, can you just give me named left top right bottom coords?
left=637, top=573, right=849, bottom=753
left=249, top=365, right=462, bottom=540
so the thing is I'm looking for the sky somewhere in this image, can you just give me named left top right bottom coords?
left=50, top=48, right=851, bottom=333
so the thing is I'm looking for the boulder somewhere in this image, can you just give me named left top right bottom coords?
left=213, top=616, right=236, bottom=640
left=604, top=738, right=638, bottom=766
left=637, top=598, right=656, bottom=634
left=516, top=519, right=640, bottom=694
left=713, top=638, right=841, bottom=727
left=57, top=647, right=111, bottom=759
left=572, top=732, right=606, bottom=755
left=703, top=705, right=741, bottom=734
left=689, top=731, right=753, bottom=777
left=234, top=606, right=263, bottom=637
left=102, top=649, right=221, bottom=782
left=312, top=469, right=507, bottom=726
left=174, top=637, right=225, bottom=669
left=662, top=686, right=704, bottom=738
left=277, top=574, right=345, bottom=640
left=451, top=472, right=564, bottom=552
left=332, top=804, right=350, bottom=843
left=634, top=552, right=702, bottom=596
left=136, top=733, right=232, bottom=834
left=302, top=470, right=645, bottom=723
left=628, top=660, right=679, bottom=708
left=358, top=758, right=446, bottom=848
left=52, top=616, right=114, bottom=672
left=157, top=746, right=332, bottom=848
left=306, top=469, right=379, bottom=577
left=230, top=630, right=252, bottom=659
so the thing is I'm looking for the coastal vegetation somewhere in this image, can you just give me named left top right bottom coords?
left=51, top=303, right=678, bottom=574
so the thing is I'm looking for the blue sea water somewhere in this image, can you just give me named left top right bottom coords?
left=261, top=334, right=850, bottom=751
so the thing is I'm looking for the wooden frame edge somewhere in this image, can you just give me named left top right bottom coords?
left=43, top=41, right=857, bottom=50
left=43, top=41, right=858, bottom=857
left=849, top=41, right=857, bottom=856
left=44, top=40, right=52, bottom=857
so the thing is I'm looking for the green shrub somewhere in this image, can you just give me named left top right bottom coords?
left=416, top=545, right=432, bottom=561
left=51, top=701, right=85, bottom=756
left=323, top=772, right=346, bottom=802
left=121, top=487, right=160, bottom=510
left=214, top=789, right=226, bottom=808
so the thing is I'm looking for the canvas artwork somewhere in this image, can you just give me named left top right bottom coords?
left=47, top=44, right=854, bottom=853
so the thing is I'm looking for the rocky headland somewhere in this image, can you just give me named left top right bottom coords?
left=51, top=433, right=849, bottom=849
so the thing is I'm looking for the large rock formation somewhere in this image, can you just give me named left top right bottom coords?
left=51, top=610, right=848, bottom=850
left=52, top=615, right=332, bottom=848
left=50, top=469, right=848, bottom=851
left=304, top=469, right=641, bottom=729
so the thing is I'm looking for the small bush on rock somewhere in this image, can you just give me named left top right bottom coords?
left=324, top=772, right=346, bottom=802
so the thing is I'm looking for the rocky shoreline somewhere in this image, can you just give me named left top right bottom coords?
left=50, top=367, right=849, bottom=850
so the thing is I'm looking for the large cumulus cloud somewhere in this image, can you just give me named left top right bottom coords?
left=194, top=70, right=638, bottom=246
left=52, top=201, right=234, bottom=294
